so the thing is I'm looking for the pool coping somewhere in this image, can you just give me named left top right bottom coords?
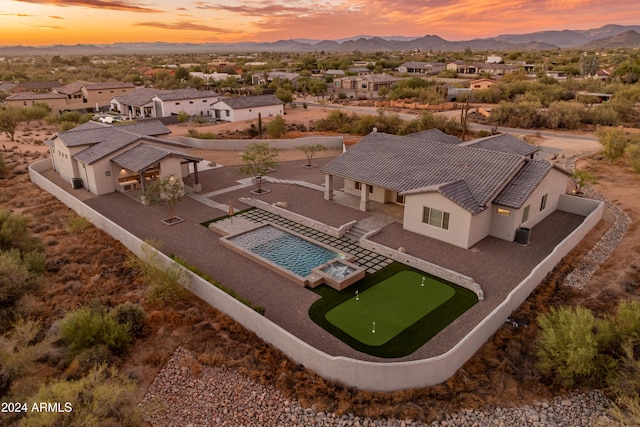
left=219, top=222, right=357, bottom=287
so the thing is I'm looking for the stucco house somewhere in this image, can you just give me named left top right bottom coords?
left=470, top=78, right=497, bottom=90
left=52, top=81, right=136, bottom=111
left=45, top=120, right=202, bottom=196
left=333, top=73, right=403, bottom=92
left=110, top=88, right=219, bottom=119
left=209, top=94, right=284, bottom=122
left=397, top=62, right=446, bottom=75
left=322, top=130, right=567, bottom=249
left=5, top=92, right=68, bottom=109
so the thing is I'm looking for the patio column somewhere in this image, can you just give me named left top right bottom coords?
left=324, top=174, right=334, bottom=201
left=193, top=161, right=202, bottom=193
left=360, top=184, right=370, bottom=212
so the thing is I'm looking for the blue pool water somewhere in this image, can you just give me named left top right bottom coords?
left=228, top=225, right=340, bottom=277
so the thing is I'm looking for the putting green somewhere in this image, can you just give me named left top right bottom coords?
left=325, top=271, right=455, bottom=346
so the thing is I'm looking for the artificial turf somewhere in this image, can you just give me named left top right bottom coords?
left=309, top=262, right=478, bottom=358
left=326, top=271, right=455, bottom=346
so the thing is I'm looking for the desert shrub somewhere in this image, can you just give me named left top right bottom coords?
left=0, top=250, right=42, bottom=320
left=0, top=318, right=53, bottom=381
left=177, top=110, right=189, bottom=123
left=598, top=128, right=629, bottom=162
left=128, top=240, right=190, bottom=304
left=584, top=105, right=621, bottom=126
left=627, top=143, right=640, bottom=173
left=20, top=364, right=138, bottom=427
left=266, top=115, right=287, bottom=138
left=66, top=214, right=92, bottom=234
left=536, top=306, right=610, bottom=387
left=0, top=209, right=40, bottom=253
left=111, top=302, right=146, bottom=338
left=23, top=250, right=46, bottom=274
left=489, top=100, right=544, bottom=128
left=59, top=307, right=134, bottom=357
left=58, top=121, right=77, bottom=131
left=546, top=101, right=586, bottom=129
left=0, top=153, right=6, bottom=176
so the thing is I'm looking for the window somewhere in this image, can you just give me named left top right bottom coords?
left=540, top=194, right=548, bottom=211
left=105, top=171, right=111, bottom=177
left=396, top=193, right=404, bottom=204
left=496, top=208, right=510, bottom=216
left=522, top=205, right=530, bottom=223
left=422, top=207, right=450, bottom=230
left=354, top=181, right=361, bottom=190
left=175, top=102, right=181, bottom=105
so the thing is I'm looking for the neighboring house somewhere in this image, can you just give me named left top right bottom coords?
left=110, top=88, right=219, bottom=119
left=45, top=120, right=202, bottom=195
left=324, top=70, right=345, bottom=78
left=333, top=73, right=403, bottom=92
left=210, top=94, right=284, bottom=122
left=5, top=92, right=68, bottom=109
left=397, top=62, right=446, bottom=75
left=53, top=80, right=93, bottom=102
left=447, top=62, right=519, bottom=76
left=251, top=72, right=301, bottom=88
left=7, top=81, right=62, bottom=94
left=469, top=78, right=497, bottom=90
left=322, top=130, right=566, bottom=249
left=0, top=81, right=18, bottom=93
left=486, top=55, right=503, bottom=64
left=49, top=80, right=137, bottom=111
left=347, top=67, right=372, bottom=76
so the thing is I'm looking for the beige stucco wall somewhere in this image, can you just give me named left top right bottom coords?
left=6, top=97, right=68, bottom=110
left=490, top=168, right=568, bottom=241
left=343, top=180, right=387, bottom=204
left=402, top=192, right=483, bottom=249
left=213, top=103, right=284, bottom=122
left=83, top=86, right=136, bottom=105
left=157, top=96, right=219, bottom=117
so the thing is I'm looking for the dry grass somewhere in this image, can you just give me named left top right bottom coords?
left=1, top=141, right=639, bottom=425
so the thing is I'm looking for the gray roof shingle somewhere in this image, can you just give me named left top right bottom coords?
left=493, top=160, right=555, bottom=208
left=322, top=132, right=525, bottom=213
left=54, top=121, right=171, bottom=147
left=406, top=129, right=463, bottom=145
left=462, top=134, right=539, bottom=157
left=110, top=144, right=202, bottom=172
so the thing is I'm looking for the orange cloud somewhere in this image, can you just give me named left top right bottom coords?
left=133, top=20, right=242, bottom=34
left=14, top=0, right=163, bottom=13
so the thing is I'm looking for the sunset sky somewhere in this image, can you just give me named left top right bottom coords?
left=0, top=0, right=638, bottom=46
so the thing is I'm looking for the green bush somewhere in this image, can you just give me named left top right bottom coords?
left=20, top=364, right=138, bottom=427
left=66, top=214, right=92, bottom=235
left=0, top=249, right=42, bottom=316
left=0, top=209, right=40, bottom=253
left=536, top=306, right=610, bottom=387
left=59, top=307, right=134, bottom=357
left=111, top=302, right=146, bottom=338
left=0, top=153, right=6, bottom=176
left=266, top=115, right=287, bottom=138
left=627, top=144, right=640, bottom=173
left=598, top=128, right=629, bottom=162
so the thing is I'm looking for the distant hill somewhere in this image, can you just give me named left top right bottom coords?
left=1, top=24, right=639, bottom=56
left=581, top=30, right=640, bottom=48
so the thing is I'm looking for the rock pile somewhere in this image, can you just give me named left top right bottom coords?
left=141, top=347, right=613, bottom=427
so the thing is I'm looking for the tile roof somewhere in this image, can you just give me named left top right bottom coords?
left=54, top=120, right=171, bottom=147
left=6, top=92, right=66, bottom=100
left=84, top=82, right=135, bottom=90
left=54, top=80, right=93, bottom=95
left=110, top=143, right=202, bottom=173
left=113, top=88, right=219, bottom=107
left=213, top=94, right=284, bottom=109
left=493, top=160, right=554, bottom=208
left=406, top=129, right=463, bottom=145
left=462, top=134, right=539, bottom=157
left=322, top=132, right=525, bottom=213
left=153, top=88, right=218, bottom=101
left=112, top=87, right=158, bottom=107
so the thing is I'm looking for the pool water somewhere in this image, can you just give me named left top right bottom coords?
left=228, top=225, right=341, bottom=277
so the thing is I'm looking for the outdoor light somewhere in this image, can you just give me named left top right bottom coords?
left=120, top=168, right=126, bottom=174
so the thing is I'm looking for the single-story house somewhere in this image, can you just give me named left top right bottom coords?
left=110, top=88, right=219, bottom=119
left=45, top=120, right=202, bottom=195
left=469, top=78, right=497, bottom=90
left=397, top=62, right=446, bottom=75
left=322, top=130, right=567, bottom=249
left=251, top=72, right=301, bottom=88
left=209, top=94, right=284, bottom=122
left=5, top=92, right=68, bottom=109
left=333, top=73, right=403, bottom=92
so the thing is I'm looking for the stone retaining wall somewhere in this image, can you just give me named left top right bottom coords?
left=359, top=231, right=484, bottom=300
left=29, top=160, right=605, bottom=392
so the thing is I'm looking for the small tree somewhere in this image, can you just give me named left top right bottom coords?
left=239, top=142, right=279, bottom=194
left=266, top=115, right=287, bottom=138
left=297, top=143, right=328, bottom=168
left=0, top=106, right=24, bottom=142
left=147, top=175, right=185, bottom=223
left=570, top=169, right=598, bottom=194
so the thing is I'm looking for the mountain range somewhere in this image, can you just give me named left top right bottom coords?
left=0, top=24, right=639, bottom=56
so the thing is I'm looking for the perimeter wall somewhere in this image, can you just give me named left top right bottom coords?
left=29, top=159, right=604, bottom=391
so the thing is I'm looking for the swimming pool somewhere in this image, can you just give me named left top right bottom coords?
left=220, top=224, right=360, bottom=287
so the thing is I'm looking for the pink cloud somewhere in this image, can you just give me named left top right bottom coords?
left=14, top=0, right=163, bottom=13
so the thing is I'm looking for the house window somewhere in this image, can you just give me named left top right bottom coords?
left=396, top=193, right=404, bottom=204
left=355, top=181, right=361, bottom=190
left=540, top=194, right=548, bottom=211
left=422, top=207, right=450, bottom=230
left=175, top=102, right=180, bottom=105
left=522, top=205, right=530, bottom=223
left=497, top=208, right=510, bottom=216
left=105, top=171, right=111, bottom=177
left=225, top=110, right=230, bottom=117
